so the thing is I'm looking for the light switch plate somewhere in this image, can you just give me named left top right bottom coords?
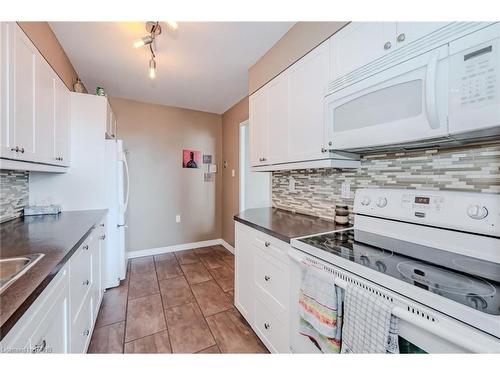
left=175, top=215, right=181, bottom=223
left=341, top=182, right=351, bottom=199
left=231, top=169, right=235, bottom=177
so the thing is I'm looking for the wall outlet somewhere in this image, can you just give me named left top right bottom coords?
left=289, top=177, right=297, bottom=193
left=341, top=182, right=351, bottom=199
left=175, top=214, right=181, bottom=223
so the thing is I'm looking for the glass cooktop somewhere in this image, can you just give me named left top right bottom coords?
left=297, top=229, right=500, bottom=316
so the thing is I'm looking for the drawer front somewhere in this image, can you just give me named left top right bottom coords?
left=251, top=234, right=289, bottom=264
left=69, top=237, right=95, bottom=321
left=254, top=248, right=289, bottom=318
left=254, top=298, right=289, bottom=353
left=71, top=294, right=93, bottom=353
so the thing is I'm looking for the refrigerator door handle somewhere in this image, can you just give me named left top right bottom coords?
left=121, top=152, right=130, bottom=215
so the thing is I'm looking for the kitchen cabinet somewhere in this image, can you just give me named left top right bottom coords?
left=288, top=40, right=330, bottom=162
left=267, top=74, right=288, bottom=164
left=0, top=22, right=71, bottom=170
left=249, top=87, right=269, bottom=166
left=330, top=22, right=397, bottom=81
left=235, top=222, right=290, bottom=353
left=0, top=218, right=106, bottom=353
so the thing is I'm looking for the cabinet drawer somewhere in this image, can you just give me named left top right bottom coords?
left=69, top=238, right=95, bottom=321
left=251, top=233, right=289, bottom=264
left=254, top=298, right=289, bottom=353
left=71, top=294, right=93, bottom=353
left=254, top=248, right=288, bottom=319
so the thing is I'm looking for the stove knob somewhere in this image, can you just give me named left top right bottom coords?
left=361, top=196, right=371, bottom=206
left=376, top=197, right=388, bottom=208
left=467, top=205, right=488, bottom=220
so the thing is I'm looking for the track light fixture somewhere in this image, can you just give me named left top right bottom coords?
left=133, top=21, right=178, bottom=79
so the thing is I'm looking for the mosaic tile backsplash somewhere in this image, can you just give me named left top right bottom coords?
left=272, top=142, right=500, bottom=222
left=0, top=169, right=29, bottom=223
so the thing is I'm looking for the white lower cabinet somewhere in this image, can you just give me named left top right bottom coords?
left=235, top=222, right=291, bottom=353
left=0, top=218, right=107, bottom=353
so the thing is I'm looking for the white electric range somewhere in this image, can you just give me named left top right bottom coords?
left=289, top=188, right=500, bottom=353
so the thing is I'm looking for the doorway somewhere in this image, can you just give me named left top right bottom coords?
left=239, top=120, right=271, bottom=211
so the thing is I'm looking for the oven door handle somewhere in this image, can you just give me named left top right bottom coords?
left=425, top=50, right=441, bottom=130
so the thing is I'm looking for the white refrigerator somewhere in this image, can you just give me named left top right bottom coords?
left=29, top=93, right=128, bottom=289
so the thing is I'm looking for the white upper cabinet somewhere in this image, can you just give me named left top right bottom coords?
left=395, top=22, right=450, bottom=47
left=54, top=76, right=71, bottom=166
left=35, top=57, right=56, bottom=164
left=330, top=22, right=397, bottom=81
left=0, top=22, right=71, bottom=169
left=249, top=87, right=269, bottom=166
left=288, top=40, right=330, bottom=162
left=267, top=73, right=288, bottom=165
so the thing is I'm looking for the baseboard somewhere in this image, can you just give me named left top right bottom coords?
left=127, top=239, right=222, bottom=259
left=218, top=239, right=235, bottom=254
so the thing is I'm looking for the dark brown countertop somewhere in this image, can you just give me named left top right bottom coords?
left=234, top=207, right=351, bottom=243
left=0, top=209, right=107, bottom=341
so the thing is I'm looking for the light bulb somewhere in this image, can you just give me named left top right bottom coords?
left=134, top=39, right=145, bottom=48
left=134, top=35, right=153, bottom=48
left=166, top=21, right=178, bottom=30
left=149, top=58, right=156, bottom=79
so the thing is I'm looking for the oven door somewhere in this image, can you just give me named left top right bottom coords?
left=325, top=45, right=450, bottom=151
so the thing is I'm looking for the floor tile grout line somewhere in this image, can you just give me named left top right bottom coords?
left=151, top=255, right=172, bottom=353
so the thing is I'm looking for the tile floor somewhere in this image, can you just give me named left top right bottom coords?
left=88, top=245, right=268, bottom=354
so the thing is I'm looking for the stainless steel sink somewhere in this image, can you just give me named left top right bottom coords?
left=0, top=254, right=44, bottom=293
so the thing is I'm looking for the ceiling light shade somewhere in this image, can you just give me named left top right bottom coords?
left=134, top=35, right=153, bottom=48
left=166, top=21, right=178, bottom=30
left=149, top=58, right=156, bottom=79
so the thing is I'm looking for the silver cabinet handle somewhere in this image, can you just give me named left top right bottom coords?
left=397, top=33, right=406, bottom=42
left=321, top=147, right=328, bottom=153
left=264, top=241, right=270, bottom=248
left=384, top=41, right=392, bottom=50
left=264, top=323, right=270, bottom=330
left=10, top=146, right=19, bottom=152
left=328, top=141, right=333, bottom=146
left=99, top=223, right=105, bottom=227
left=264, top=275, right=270, bottom=282
left=31, top=340, right=47, bottom=353
left=83, top=329, right=90, bottom=336
left=83, top=245, right=89, bottom=250
left=99, top=235, right=106, bottom=240
left=19, top=147, right=25, bottom=153
left=82, top=279, right=90, bottom=286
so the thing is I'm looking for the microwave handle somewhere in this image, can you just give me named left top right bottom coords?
left=425, top=51, right=441, bottom=130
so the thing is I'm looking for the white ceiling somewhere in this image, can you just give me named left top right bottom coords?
left=50, top=22, right=294, bottom=114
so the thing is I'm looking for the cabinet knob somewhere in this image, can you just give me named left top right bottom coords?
left=31, top=340, right=47, bottom=353
left=321, top=147, right=328, bottom=153
left=99, top=235, right=106, bottom=240
left=328, top=141, right=333, bottom=146
left=264, top=275, right=271, bottom=282
left=11, top=146, right=19, bottom=152
left=82, top=279, right=90, bottom=286
left=264, top=241, right=271, bottom=248
left=397, top=33, right=406, bottom=42
left=19, top=147, right=25, bottom=153
left=384, top=41, right=392, bottom=50
left=83, top=245, right=89, bottom=250
left=264, top=323, right=270, bottom=330
left=83, top=329, right=90, bottom=336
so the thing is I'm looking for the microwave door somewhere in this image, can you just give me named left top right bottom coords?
left=326, top=45, right=449, bottom=151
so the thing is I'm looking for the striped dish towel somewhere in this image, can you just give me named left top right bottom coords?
left=340, top=282, right=399, bottom=354
left=298, top=260, right=344, bottom=353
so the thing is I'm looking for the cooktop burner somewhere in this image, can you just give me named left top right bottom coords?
left=297, top=229, right=500, bottom=316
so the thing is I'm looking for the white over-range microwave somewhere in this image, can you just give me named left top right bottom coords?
left=325, top=22, right=500, bottom=152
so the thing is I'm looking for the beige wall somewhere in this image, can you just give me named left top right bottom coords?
left=17, top=22, right=79, bottom=91
left=110, top=97, right=222, bottom=253
left=221, top=96, right=249, bottom=246
left=248, top=21, right=348, bottom=94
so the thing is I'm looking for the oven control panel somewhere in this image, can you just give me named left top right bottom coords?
left=354, top=188, right=499, bottom=237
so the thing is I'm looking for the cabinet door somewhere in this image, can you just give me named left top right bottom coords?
left=54, top=76, right=71, bottom=166
left=249, top=88, right=269, bottom=166
left=267, top=74, right=288, bottom=164
left=288, top=40, right=330, bottom=162
left=9, top=24, right=37, bottom=161
left=29, top=279, right=70, bottom=354
left=34, top=57, right=56, bottom=164
left=235, top=223, right=255, bottom=325
left=395, top=22, right=450, bottom=47
left=330, top=22, right=397, bottom=81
